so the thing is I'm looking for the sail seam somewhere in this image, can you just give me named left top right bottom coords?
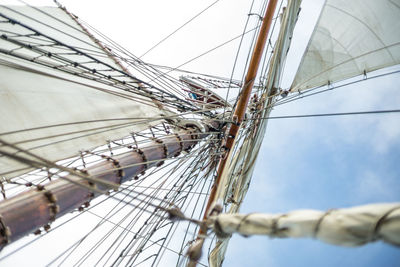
left=292, top=42, right=400, bottom=91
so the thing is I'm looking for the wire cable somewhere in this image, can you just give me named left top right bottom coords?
left=139, top=0, right=222, bottom=59
left=250, top=109, right=400, bottom=120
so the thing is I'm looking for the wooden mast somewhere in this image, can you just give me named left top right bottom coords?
left=188, top=0, right=279, bottom=265
left=203, top=0, right=278, bottom=230
left=0, top=123, right=218, bottom=249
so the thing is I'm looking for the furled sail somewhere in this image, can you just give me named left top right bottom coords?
left=207, top=203, right=400, bottom=247
left=0, top=6, right=166, bottom=178
left=291, top=0, right=400, bottom=92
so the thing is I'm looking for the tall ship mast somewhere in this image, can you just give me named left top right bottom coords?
left=0, top=0, right=399, bottom=266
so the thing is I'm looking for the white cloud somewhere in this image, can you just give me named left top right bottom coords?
left=354, top=170, right=398, bottom=202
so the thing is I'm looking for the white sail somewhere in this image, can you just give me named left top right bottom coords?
left=208, top=203, right=400, bottom=247
left=291, top=0, right=400, bottom=92
left=0, top=6, right=165, bottom=178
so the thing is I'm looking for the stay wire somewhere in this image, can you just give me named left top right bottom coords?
left=155, top=144, right=216, bottom=261
left=122, top=143, right=212, bottom=262
left=224, top=0, right=268, bottom=116
left=86, top=210, right=190, bottom=264
left=276, top=69, right=400, bottom=107
left=142, top=146, right=213, bottom=267
left=174, top=149, right=213, bottom=265
left=101, top=140, right=212, bottom=264
left=69, top=16, right=197, bottom=104
left=0, top=11, right=199, bottom=114
left=57, top=144, right=203, bottom=263
left=248, top=109, right=400, bottom=121
left=148, top=26, right=261, bottom=83
left=50, top=181, right=168, bottom=266
left=222, top=0, right=257, bottom=120
left=2, top=135, right=216, bottom=264
left=97, top=157, right=188, bottom=265
left=101, top=157, right=192, bottom=266
left=122, top=141, right=215, bottom=266
left=139, top=0, right=222, bottom=59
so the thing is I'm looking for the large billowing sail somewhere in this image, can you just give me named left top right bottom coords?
left=0, top=6, right=166, bottom=178
left=291, top=0, right=400, bottom=92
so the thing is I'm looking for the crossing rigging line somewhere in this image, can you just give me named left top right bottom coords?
left=149, top=25, right=261, bottom=83
left=251, top=109, right=400, bottom=120
left=139, top=0, right=222, bottom=59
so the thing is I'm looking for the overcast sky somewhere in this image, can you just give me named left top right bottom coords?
left=1, top=0, right=399, bottom=266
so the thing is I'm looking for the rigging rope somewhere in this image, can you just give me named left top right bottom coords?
left=148, top=26, right=261, bottom=83
left=139, top=0, right=222, bottom=59
left=249, top=109, right=400, bottom=120
left=276, top=69, right=400, bottom=107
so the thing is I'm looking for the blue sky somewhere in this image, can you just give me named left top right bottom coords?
left=224, top=70, right=400, bottom=266
left=219, top=1, right=400, bottom=265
